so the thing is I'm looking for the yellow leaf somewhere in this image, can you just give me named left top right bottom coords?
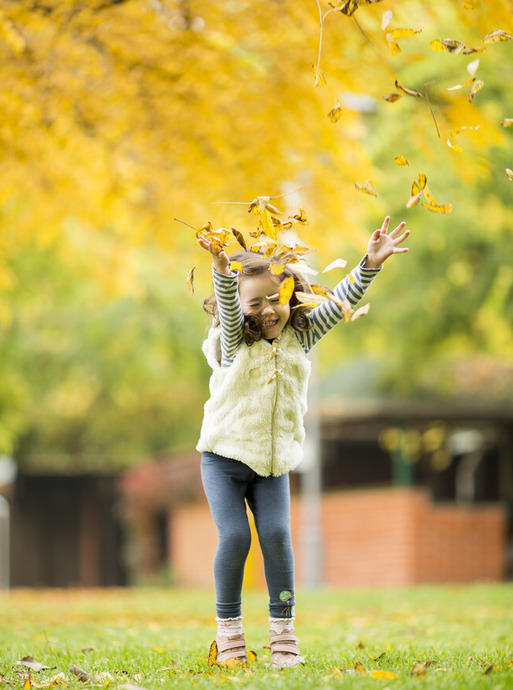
left=369, top=670, right=399, bottom=679
left=262, top=208, right=278, bottom=241
left=385, top=34, right=401, bottom=55
left=483, top=29, right=513, bottom=43
left=231, top=227, right=246, bottom=250
left=290, top=208, right=307, bottom=224
left=417, top=173, right=427, bottom=189
left=429, top=38, right=466, bottom=54
left=388, top=28, right=421, bottom=39
left=323, top=258, right=348, bottom=272
left=406, top=190, right=422, bottom=208
left=506, top=168, right=513, bottom=180
left=186, top=267, right=195, bottom=294
left=384, top=93, right=402, bottom=102
left=314, top=65, right=327, bottom=87
left=423, top=183, right=437, bottom=206
left=231, top=261, right=243, bottom=272
left=411, top=662, right=427, bottom=676
left=450, top=125, right=480, bottom=137
left=422, top=203, right=452, bottom=213
left=394, top=155, right=409, bottom=166
left=447, top=76, right=475, bottom=91
left=279, top=275, right=295, bottom=306
left=501, top=118, right=513, bottom=127
left=447, top=139, right=463, bottom=152
left=355, top=180, right=377, bottom=196
left=351, top=303, right=370, bottom=322
left=270, top=263, right=285, bottom=275
left=468, top=79, right=484, bottom=102
left=328, top=102, right=343, bottom=122
left=354, top=661, right=366, bottom=673
left=467, top=58, right=480, bottom=77
left=394, top=79, right=423, bottom=97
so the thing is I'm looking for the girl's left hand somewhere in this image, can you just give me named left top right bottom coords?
left=365, top=216, right=410, bottom=269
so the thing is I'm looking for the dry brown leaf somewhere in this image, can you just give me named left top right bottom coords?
left=429, top=38, right=466, bottom=54
left=355, top=180, right=377, bottom=196
left=384, top=92, right=402, bottom=102
left=394, top=79, right=423, bottom=97
left=328, top=102, right=343, bottom=122
left=18, top=659, right=51, bottom=673
left=231, top=227, right=246, bottom=250
left=186, top=267, right=195, bottom=295
left=483, top=29, right=513, bottom=43
left=69, top=666, right=98, bottom=683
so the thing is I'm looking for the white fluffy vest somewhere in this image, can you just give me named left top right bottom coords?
left=196, top=326, right=311, bottom=477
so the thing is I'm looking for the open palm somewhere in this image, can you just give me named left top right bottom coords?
left=366, top=216, right=410, bottom=268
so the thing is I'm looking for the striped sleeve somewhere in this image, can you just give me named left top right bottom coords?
left=212, top=268, right=244, bottom=367
left=296, top=255, right=381, bottom=353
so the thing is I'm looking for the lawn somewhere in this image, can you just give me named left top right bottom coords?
left=1, top=584, right=512, bottom=689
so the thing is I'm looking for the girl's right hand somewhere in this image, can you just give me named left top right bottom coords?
left=198, top=236, right=231, bottom=276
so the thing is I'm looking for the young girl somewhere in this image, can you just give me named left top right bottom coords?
left=197, top=216, right=409, bottom=668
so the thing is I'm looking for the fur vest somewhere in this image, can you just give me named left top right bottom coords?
left=196, top=326, right=311, bottom=477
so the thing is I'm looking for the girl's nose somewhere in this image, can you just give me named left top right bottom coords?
left=261, top=302, right=274, bottom=315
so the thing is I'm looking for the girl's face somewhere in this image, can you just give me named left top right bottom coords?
left=239, top=274, right=291, bottom=340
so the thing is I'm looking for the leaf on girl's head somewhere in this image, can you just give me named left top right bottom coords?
left=422, top=202, right=453, bottom=213
left=447, top=76, right=475, bottom=91
left=467, top=58, right=480, bottom=76
left=186, top=267, right=195, bottom=294
left=384, top=92, right=401, bottom=102
left=231, top=261, right=243, bottom=272
left=350, top=303, right=370, bottom=322
left=355, top=180, right=377, bottom=196
left=468, top=80, right=484, bottom=102
left=501, top=118, right=513, bottom=127
left=388, top=28, right=421, bottom=39
left=394, top=155, right=409, bottom=166
left=323, top=258, right=348, bottom=272
left=270, top=263, right=285, bottom=275
left=279, top=275, right=295, bottom=306
left=290, top=208, right=307, bottom=224
left=506, top=168, right=513, bottom=180
left=394, top=79, right=423, bottom=97
left=483, top=29, right=513, bottom=43
left=381, top=10, right=393, bottom=31
left=328, top=103, right=343, bottom=122
left=429, top=38, right=466, bottom=54
left=262, top=208, right=278, bottom=241
left=231, top=227, right=246, bottom=250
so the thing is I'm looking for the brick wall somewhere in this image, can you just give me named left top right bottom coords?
left=170, top=487, right=507, bottom=588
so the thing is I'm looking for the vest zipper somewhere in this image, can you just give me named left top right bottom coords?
left=268, top=337, right=282, bottom=476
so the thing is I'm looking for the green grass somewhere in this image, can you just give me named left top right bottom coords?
left=1, top=584, right=512, bottom=688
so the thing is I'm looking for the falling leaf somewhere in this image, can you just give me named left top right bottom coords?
left=337, top=0, right=360, bottom=17
left=290, top=208, right=307, bottom=224
left=417, top=173, right=427, bottom=189
left=323, top=258, right=348, bottom=272
left=501, top=118, right=513, bottom=127
left=279, top=275, right=295, bottom=306
left=381, top=10, right=392, bottom=30
left=394, top=79, right=423, bottom=97
left=17, top=659, right=51, bottom=673
left=406, top=191, right=422, bottom=208
left=261, top=208, right=278, bottom=241
left=328, top=102, right=343, bottom=122
left=385, top=33, right=401, bottom=55
left=483, top=29, right=513, bottom=43
left=447, top=76, right=475, bottom=91
left=423, top=183, right=437, bottom=206
left=468, top=79, right=484, bottom=102
left=186, top=267, right=195, bottom=294
left=450, top=125, right=480, bottom=137
left=355, top=180, right=377, bottom=196
left=388, top=28, right=421, bottom=39
left=447, top=139, right=463, bottom=152
left=248, top=197, right=281, bottom=215
left=394, top=155, right=409, bottom=166
left=231, top=227, right=246, bottom=250
left=196, top=223, right=231, bottom=250
left=422, top=203, right=452, bottom=213
left=384, top=93, right=401, bottom=102
left=351, top=303, right=370, bottom=322
left=313, top=65, right=327, bottom=87
left=506, top=168, right=513, bottom=180
left=295, top=291, right=330, bottom=307
left=429, top=38, right=466, bottom=54
left=467, top=58, right=480, bottom=76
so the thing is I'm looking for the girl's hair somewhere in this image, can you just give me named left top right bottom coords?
left=203, top=250, right=313, bottom=345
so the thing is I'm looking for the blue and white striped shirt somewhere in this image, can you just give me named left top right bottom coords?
left=213, top=257, right=381, bottom=367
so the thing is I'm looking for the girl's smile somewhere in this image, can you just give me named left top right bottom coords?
left=238, top=275, right=291, bottom=339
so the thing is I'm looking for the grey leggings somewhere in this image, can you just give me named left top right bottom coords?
left=201, top=452, right=296, bottom=619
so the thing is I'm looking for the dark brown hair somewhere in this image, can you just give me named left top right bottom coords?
left=202, top=250, right=313, bottom=344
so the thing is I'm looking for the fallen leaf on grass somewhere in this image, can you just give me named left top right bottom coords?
left=369, top=670, right=399, bottom=679
left=69, top=666, right=98, bottom=683
left=17, top=659, right=52, bottom=673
